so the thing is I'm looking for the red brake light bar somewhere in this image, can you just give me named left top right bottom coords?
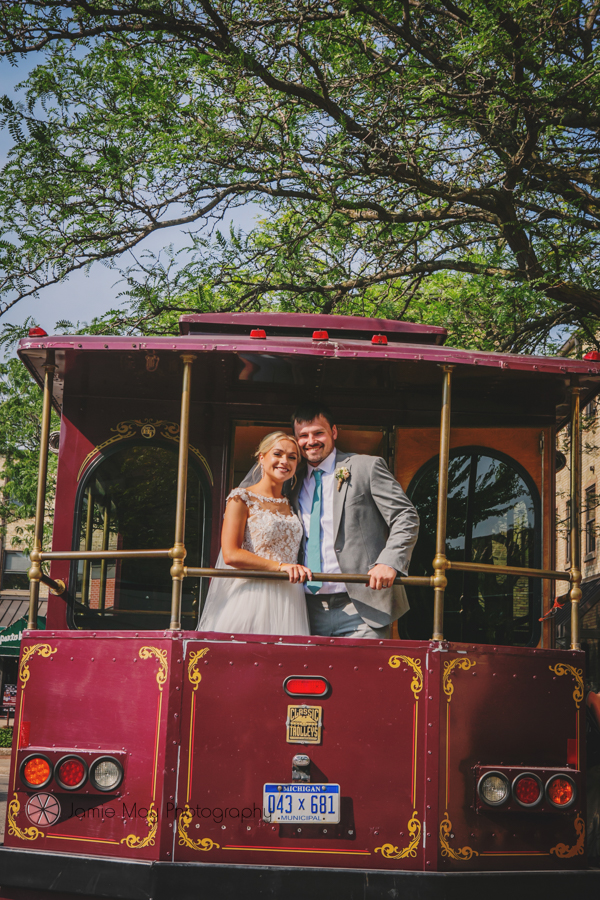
left=283, top=676, right=330, bottom=698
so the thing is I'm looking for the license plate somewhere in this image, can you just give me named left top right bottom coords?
left=263, top=783, right=340, bottom=823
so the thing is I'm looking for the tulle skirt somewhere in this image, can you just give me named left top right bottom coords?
left=197, top=553, right=310, bottom=636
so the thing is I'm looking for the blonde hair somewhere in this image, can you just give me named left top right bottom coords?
left=254, top=431, right=301, bottom=475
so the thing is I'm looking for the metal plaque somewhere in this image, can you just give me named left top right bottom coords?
left=286, top=704, right=322, bottom=744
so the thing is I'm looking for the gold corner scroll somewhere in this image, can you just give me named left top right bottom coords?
left=388, top=656, right=423, bottom=701
left=442, top=658, right=476, bottom=703
left=121, top=803, right=158, bottom=849
left=7, top=794, right=44, bottom=842
left=188, top=647, right=210, bottom=691
left=139, top=646, right=168, bottom=691
left=549, top=663, right=584, bottom=709
left=19, top=644, right=57, bottom=688
left=375, top=811, right=421, bottom=859
left=177, top=804, right=220, bottom=852
left=76, top=419, right=213, bottom=485
left=550, top=815, right=585, bottom=858
left=439, top=812, right=478, bottom=860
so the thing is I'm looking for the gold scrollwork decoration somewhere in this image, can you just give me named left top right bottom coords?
left=550, top=815, right=585, bottom=858
left=121, top=802, right=158, bottom=848
left=77, top=419, right=213, bottom=484
left=439, top=812, right=478, bottom=860
left=188, top=648, right=210, bottom=691
left=139, top=646, right=168, bottom=691
left=388, top=656, right=423, bottom=702
left=375, top=810, right=421, bottom=859
left=549, top=663, right=584, bottom=709
left=7, top=794, right=44, bottom=842
left=443, top=658, right=476, bottom=703
left=19, top=643, right=57, bottom=688
left=177, top=804, right=220, bottom=852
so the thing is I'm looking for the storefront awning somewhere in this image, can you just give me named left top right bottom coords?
left=0, top=615, right=46, bottom=657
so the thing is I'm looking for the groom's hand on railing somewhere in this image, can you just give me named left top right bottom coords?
left=367, top=564, right=398, bottom=590
left=280, top=563, right=313, bottom=584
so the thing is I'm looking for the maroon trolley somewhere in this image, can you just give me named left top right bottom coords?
left=0, top=312, right=599, bottom=899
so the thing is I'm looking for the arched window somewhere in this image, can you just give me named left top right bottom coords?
left=71, top=442, right=211, bottom=630
left=402, top=447, right=540, bottom=646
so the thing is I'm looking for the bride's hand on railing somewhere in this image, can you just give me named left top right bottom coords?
left=280, top=563, right=313, bottom=584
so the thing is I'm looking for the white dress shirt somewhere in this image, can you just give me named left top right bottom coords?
left=298, top=449, right=344, bottom=595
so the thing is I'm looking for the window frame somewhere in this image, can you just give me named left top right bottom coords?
left=406, top=444, right=542, bottom=648
left=67, top=438, right=212, bottom=630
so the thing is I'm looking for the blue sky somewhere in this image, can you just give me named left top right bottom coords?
left=0, top=55, right=258, bottom=334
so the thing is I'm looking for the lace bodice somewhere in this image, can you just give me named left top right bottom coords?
left=227, top=488, right=303, bottom=565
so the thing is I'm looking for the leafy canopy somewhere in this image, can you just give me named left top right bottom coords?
left=0, top=1, right=598, bottom=351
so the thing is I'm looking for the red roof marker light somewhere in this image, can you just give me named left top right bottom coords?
left=584, top=351, right=600, bottom=360
left=250, top=328, right=266, bottom=339
left=312, top=330, right=329, bottom=341
left=372, top=334, right=388, bottom=345
left=28, top=327, right=48, bottom=337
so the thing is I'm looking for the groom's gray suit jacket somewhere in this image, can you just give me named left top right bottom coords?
left=242, top=449, right=419, bottom=628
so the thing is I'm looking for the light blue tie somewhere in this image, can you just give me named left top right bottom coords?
left=306, top=469, right=323, bottom=594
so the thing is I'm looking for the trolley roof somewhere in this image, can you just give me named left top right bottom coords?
left=18, top=313, right=600, bottom=428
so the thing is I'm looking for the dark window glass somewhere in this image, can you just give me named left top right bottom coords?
left=586, top=487, right=596, bottom=557
left=401, top=448, right=540, bottom=646
left=1, top=551, right=29, bottom=591
left=72, top=444, right=209, bottom=630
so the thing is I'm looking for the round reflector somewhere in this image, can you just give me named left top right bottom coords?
left=56, top=756, right=87, bottom=791
left=546, top=775, right=576, bottom=808
left=513, top=774, right=542, bottom=807
left=90, top=757, right=123, bottom=792
left=21, top=755, right=52, bottom=789
left=477, top=772, right=509, bottom=806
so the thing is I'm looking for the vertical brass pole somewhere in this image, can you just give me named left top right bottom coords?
left=27, top=351, right=55, bottom=630
left=169, top=354, right=195, bottom=630
left=432, top=365, right=454, bottom=641
left=570, top=382, right=582, bottom=650
left=81, top=485, right=94, bottom=607
left=98, top=500, right=111, bottom=612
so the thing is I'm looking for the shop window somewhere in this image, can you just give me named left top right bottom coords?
left=401, top=447, right=540, bottom=646
left=1, top=551, right=29, bottom=591
left=72, top=443, right=210, bottom=630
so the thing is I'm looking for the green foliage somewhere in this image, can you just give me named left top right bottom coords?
left=0, top=727, right=13, bottom=747
left=0, top=347, right=59, bottom=550
left=0, top=1, right=598, bottom=351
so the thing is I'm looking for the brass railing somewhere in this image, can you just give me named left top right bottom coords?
left=27, top=347, right=582, bottom=649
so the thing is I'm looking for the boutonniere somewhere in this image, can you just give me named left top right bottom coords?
left=335, top=467, right=351, bottom=492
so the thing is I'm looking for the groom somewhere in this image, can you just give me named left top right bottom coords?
left=289, top=404, right=419, bottom=639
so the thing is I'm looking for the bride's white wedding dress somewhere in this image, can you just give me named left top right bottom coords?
left=197, top=488, right=310, bottom=635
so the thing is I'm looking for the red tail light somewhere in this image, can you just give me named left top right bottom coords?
left=21, top=755, right=52, bottom=789
left=546, top=775, right=576, bottom=808
left=56, top=756, right=87, bottom=790
left=283, top=676, right=330, bottom=698
left=513, top=773, right=542, bottom=807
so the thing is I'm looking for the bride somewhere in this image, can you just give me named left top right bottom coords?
left=197, top=432, right=311, bottom=635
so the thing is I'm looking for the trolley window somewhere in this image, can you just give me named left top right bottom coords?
left=71, top=443, right=209, bottom=630
left=403, top=447, right=540, bottom=646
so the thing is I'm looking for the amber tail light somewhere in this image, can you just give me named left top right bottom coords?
left=20, top=755, right=52, bottom=789
left=546, top=775, right=576, bottom=809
